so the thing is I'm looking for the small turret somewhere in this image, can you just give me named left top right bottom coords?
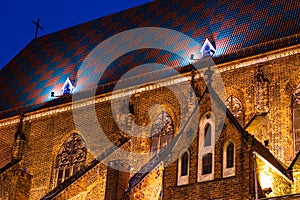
left=12, top=114, right=26, bottom=161
left=255, top=65, right=270, bottom=114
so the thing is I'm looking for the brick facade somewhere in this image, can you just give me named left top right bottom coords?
left=0, top=0, right=300, bottom=199
left=0, top=47, right=299, bottom=199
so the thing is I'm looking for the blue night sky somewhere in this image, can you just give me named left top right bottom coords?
left=0, top=0, right=153, bottom=70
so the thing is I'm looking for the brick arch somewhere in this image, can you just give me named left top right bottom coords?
left=225, top=87, right=246, bottom=107
left=148, top=104, right=178, bottom=135
left=51, top=130, right=85, bottom=163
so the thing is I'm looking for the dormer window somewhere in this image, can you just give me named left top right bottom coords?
left=62, top=78, right=75, bottom=95
left=201, top=39, right=216, bottom=57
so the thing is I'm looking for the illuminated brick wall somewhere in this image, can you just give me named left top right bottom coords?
left=0, top=45, right=299, bottom=199
left=256, top=154, right=292, bottom=198
left=54, top=163, right=107, bottom=200
left=125, top=163, right=164, bottom=200
left=221, top=53, right=300, bottom=164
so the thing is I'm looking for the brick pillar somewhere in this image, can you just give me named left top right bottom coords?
left=12, top=114, right=26, bottom=162
left=105, top=161, right=130, bottom=200
left=1, top=168, right=33, bottom=200
left=9, top=169, right=32, bottom=200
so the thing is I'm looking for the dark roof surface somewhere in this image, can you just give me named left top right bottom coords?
left=0, top=0, right=299, bottom=116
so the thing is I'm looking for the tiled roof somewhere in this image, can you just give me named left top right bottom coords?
left=0, top=0, right=299, bottom=116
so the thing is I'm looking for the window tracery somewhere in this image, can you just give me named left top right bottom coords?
left=225, top=96, right=243, bottom=118
left=55, top=133, right=86, bottom=186
left=151, top=111, right=174, bottom=152
left=225, top=96, right=244, bottom=125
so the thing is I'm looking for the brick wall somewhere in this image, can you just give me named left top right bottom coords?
left=0, top=49, right=299, bottom=199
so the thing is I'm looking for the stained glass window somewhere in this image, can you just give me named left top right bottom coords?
left=55, top=133, right=86, bottom=186
left=151, top=112, right=174, bottom=152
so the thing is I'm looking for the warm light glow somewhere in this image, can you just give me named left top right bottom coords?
left=259, top=171, right=273, bottom=190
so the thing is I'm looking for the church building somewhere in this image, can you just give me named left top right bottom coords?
left=0, top=0, right=300, bottom=199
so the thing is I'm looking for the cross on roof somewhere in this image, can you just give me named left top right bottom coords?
left=32, top=18, right=44, bottom=39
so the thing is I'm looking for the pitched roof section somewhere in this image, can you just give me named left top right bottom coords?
left=0, top=0, right=299, bottom=114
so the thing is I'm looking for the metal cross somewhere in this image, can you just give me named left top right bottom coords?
left=32, top=18, right=44, bottom=38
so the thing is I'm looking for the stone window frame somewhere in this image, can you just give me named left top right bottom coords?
left=198, top=112, right=215, bottom=182
left=223, top=140, right=236, bottom=178
left=177, top=150, right=190, bottom=186
left=53, top=133, right=87, bottom=187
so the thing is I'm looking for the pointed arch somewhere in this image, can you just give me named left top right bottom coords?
left=177, top=150, right=190, bottom=186
left=151, top=111, right=174, bottom=152
left=225, top=95, right=244, bottom=126
left=198, top=112, right=215, bottom=182
left=54, top=133, right=87, bottom=187
left=223, top=140, right=235, bottom=177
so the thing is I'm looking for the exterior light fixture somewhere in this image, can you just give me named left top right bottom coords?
left=263, top=187, right=272, bottom=195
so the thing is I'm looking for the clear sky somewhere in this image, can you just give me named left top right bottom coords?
left=0, top=0, right=153, bottom=70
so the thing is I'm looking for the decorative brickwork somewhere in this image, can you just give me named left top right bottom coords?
left=0, top=0, right=299, bottom=199
left=0, top=162, right=32, bottom=200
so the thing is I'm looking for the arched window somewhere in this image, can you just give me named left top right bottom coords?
left=177, top=151, right=190, bottom=185
left=151, top=111, right=174, bottom=152
left=293, top=84, right=300, bottom=154
left=55, top=133, right=86, bottom=186
left=198, top=112, right=215, bottom=182
left=226, top=143, right=234, bottom=168
left=225, top=96, right=244, bottom=126
left=223, top=141, right=235, bottom=177
left=204, top=124, right=212, bottom=146
left=181, top=152, right=188, bottom=176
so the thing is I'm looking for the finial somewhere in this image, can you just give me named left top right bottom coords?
left=32, top=18, right=44, bottom=38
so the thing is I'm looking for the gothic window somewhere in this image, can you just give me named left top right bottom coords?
left=151, top=111, right=174, bottom=152
left=223, top=141, right=235, bottom=177
left=204, top=124, right=212, bottom=146
left=181, top=152, right=188, bottom=176
left=225, top=96, right=244, bottom=126
left=177, top=151, right=190, bottom=185
left=198, top=112, right=215, bottom=182
left=202, top=153, right=212, bottom=175
left=55, top=133, right=86, bottom=187
left=226, top=143, right=234, bottom=168
left=293, top=84, right=300, bottom=154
